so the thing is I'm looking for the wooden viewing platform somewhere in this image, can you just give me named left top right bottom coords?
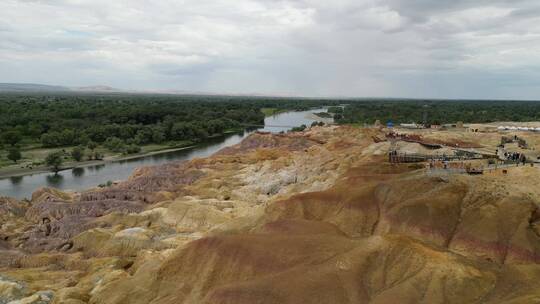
left=388, top=152, right=478, bottom=163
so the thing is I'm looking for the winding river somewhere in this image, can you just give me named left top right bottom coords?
left=0, top=108, right=329, bottom=199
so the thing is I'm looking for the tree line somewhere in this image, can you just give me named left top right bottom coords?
left=0, top=95, right=268, bottom=149
left=335, top=99, right=540, bottom=125
left=0, top=94, right=338, bottom=167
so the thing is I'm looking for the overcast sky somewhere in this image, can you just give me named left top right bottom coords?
left=1, top=0, right=540, bottom=99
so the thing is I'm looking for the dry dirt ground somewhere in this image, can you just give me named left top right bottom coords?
left=2, top=126, right=540, bottom=304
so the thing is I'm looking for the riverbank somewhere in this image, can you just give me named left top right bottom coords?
left=0, top=108, right=327, bottom=199
left=0, top=144, right=197, bottom=179
left=0, top=128, right=251, bottom=180
left=307, top=112, right=334, bottom=124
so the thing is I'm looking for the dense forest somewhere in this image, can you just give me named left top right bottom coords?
left=3, top=94, right=540, bottom=168
left=0, top=94, right=337, bottom=163
left=3, top=96, right=540, bottom=151
left=336, top=99, right=540, bottom=125
left=0, top=96, right=256, bottom=153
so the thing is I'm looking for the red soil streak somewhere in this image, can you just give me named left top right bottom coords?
left=379, top=216, right=452, bottom=246
left=451, top=233, right=540, bottom=264
left=262, top=219, right=345, bottom=236
left=382, top=214, right=540, bottom=264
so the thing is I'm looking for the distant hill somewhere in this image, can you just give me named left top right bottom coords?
left=74, top=85, right=120, bottom=92
left=0, top=83, right=233, bottom=95
left=0, top=83, right=70, bottom=92
left=0, top=83, right=122, bottom=93
left=0, top=82, right=294, bottom=97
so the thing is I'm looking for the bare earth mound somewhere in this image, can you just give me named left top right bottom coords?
left=2, top=126, right=540, bottom=303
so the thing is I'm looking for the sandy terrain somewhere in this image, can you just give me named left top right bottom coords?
left=2, top=125, right=540, bottom=303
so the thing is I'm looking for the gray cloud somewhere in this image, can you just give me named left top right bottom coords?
left=1, top=0, right=540, bottom=98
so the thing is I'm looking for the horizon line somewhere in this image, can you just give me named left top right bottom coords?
left=1, top=82, right=540, bottom=102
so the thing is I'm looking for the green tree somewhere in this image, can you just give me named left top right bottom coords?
left=327, top=106, right=344, bottom=114
left=26, top=123, right=43, bottom=137
left=2, top=131, right=22, bottom=146
left=75, top=133, right=90, bottom=146
left=7, top=147, right=22, bottom=163
left=45, top=151, right=63, bottom=174
left=104, top=137, right=126, bottom=153
left=290, top=124, right=307, bottom=132
left=125, top=144, right=141, bottom=154
left=87, top=141, right=98, bottom=150
left=59, top=129, right=76, bottom=146
left=41, top=132, right=62, bottom=147
left=151, top=128, right=166, bottom=143
left=71, top=146, right=85, bottom=162
left=93, top=151, right=103, bottom=160
left=134, top=128, right=153, bottom=145
left=86, top=141, right=98, bottom=160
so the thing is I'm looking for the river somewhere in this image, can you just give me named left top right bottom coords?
left=0, top=108, right=329, bottom=199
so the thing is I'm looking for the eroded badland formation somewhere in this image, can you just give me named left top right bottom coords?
left=3, top=125, right=540, bottom=303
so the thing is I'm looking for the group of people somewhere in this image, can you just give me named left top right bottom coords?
left=503, top=151, right=527, bottom=164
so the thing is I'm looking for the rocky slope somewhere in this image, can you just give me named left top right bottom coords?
left=1, top=126, right=540, bottom=303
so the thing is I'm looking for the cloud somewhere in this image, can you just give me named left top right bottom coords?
left=1, top=0, right=540, bottom=98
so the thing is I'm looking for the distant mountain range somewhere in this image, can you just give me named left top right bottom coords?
left=0, top=83, right=122, bottom=93
left=0, top=83, right=303, bottom=98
